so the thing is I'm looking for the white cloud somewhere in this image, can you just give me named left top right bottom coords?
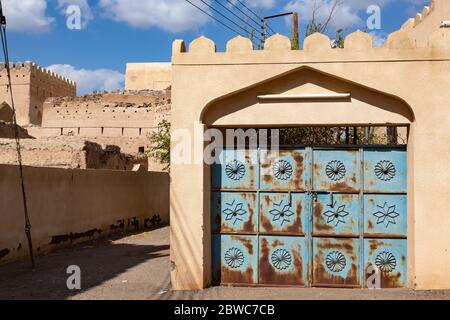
left=370, top=31, right=388, bottom=47
left=231, top=0, right=277, bottom=9
left=284, top=0, right=430, bottom=32
left=2, top=0, right=54, bottom=32
left=98, top=0, right=212, bottom=33
left=47, top=64, right=125, bottom=95
left=284, top=0, right=361, bottom=31
left=57, top=0, right=94, bottom=28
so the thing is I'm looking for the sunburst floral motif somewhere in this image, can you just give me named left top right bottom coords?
left=269, top=201, right=295, bottom=226
left=223, top=200, right=247, bottom=225
left=224, top=247, right=245, bottom=269
left=273, top=160, right=293, bottom=181
left=375, top=160, right=396, bottom=181
left=374, top=202, right=400, bottom=228
left=225, top=160, right=246, bottom=181
left=326, top=251, right=347, bottom=273
left=375, top=251, right=397, bottom=272
left=271, top=249, right=292, bottom=271
left=326, top=160, right=346, bottom=181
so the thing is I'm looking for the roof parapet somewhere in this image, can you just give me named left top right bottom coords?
left=173, top=26, right=450, bottom=58
left=0, top=61, right=76, bottom=87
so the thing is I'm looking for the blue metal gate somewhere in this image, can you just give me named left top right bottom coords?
left=212, top=147, right=407, bottom=288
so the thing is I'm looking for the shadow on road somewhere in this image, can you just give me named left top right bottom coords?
left=0, top=231, right=169, bottom=300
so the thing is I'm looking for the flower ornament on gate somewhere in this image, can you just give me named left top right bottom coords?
left=373, top=202, right=400, bottom=228
left=271, top=249, right=292, bottom=271
left=323, top=201, right=350, bottom=226
left=225, top=247, right=245, bottom=269
left=326, top=251, right=347, bottom=273
left=269, top=201, right=295, bottom=226
left=273, top=160, right=293, bottom=181
left=223, top=200, right=247, bottom=225
left=375, top=251, right=397, bottom=273
left=225, top=160, right=246, bottom=181
left=326, top=160, right=346, bottom=181
left=375, top=160, right=396, bottom=181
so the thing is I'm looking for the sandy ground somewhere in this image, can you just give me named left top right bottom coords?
left=0, top=227, right=449, bottom=300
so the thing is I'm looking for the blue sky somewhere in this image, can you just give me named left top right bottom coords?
left=3, top=0, right=429, bottom=94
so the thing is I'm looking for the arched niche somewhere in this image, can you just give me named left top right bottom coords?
left=200, top=66, right=415, bottom=127
left=0, top=101, right=13, bottom=123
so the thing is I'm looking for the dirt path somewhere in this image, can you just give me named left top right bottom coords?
left=0, top=227, right=449, bottom=300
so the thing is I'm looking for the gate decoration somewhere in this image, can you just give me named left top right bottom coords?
left=212, top=147, right=407, bottom=288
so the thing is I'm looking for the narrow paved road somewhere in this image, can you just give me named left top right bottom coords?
left=0, top=227, right=449, bottom=300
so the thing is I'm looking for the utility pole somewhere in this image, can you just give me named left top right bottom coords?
left=292, top=12, right=299, bottom=50
left=261, top=19, right=267, bottom=49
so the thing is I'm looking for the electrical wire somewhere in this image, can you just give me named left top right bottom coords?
left=0, top=0, right=35, bottom=269
left=233, top=0, right=276, bottom=34
left=196, top=0, right=264, bottom=42
left=184, top=0, right=249, bottom=39
left=214, top=0, right=272, bottom=37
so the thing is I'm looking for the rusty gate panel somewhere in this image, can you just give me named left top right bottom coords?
left=313, top=150, right=360, bottom=192
left=212, top=149, right=259, bottom=191
left=259, top=193, right=309, bottom=235
left=260, top=149, right=309, bottom=191
left=364, top=239, right=407, bottom=288
left=313, top=238, right=361, bottom=287
left=211, top=146, right=408, bottom=288
left=259, top=236, right=308, bottom=286
left=364, top=195, right=407, bottom=238
left=313, top=193, right=360, bottom=237
left=211, top=192, right=258, bottom=234
left=364, top=149, right=407, bottom=193
left=212, top=235, right=258, bottom=285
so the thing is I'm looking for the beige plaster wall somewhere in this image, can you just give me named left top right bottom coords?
left=400, top=0, right=450, bottom=47
left=0, top=165, right=169, bottom=264
left=170, top=27, right=450, bottom=290
left=125, top=63, right=172, bottom=91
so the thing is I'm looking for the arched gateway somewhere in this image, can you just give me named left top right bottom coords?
left=170, top=20, right=450, bottom=290
left=203, top=66, right=413, bottom=288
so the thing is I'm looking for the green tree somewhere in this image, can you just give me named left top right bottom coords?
left=146, top=119, right=171, bottom=171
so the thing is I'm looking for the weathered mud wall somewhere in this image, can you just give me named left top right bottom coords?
left=0, top=164, right=169, bottom=264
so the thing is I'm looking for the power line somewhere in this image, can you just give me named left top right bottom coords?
left=183, top=0, right=251, bottom=40
left=218, top=0, right=273, bottom=37
left=196, top=0, right=264, bottom=42
left=0, top=0, right=35, bottom=269
left=233, top=0, right=276, bottom=34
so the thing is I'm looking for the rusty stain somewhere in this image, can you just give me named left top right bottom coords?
left=369, top=240, right=379, bottom=252
left=221, top=266, right=255, bottom=285
left=365, top=263, right=403, bottom=288
left=259, top=238, right=305, bottom=286
left=243, top=200, right=255, bottom=232
left=285, top=201, right=303, bottom=234
left=293, top=152, right=304, bottom=190
left=260, top=211, right=274, bottom=233
left=331, top=182, right=358, bottom=193
left=230, top=236, right=254, bottom=255
left=313, top=202, right=333, bottom=233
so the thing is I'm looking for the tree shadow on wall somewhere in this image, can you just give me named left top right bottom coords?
left=0, top=229, right=170, bottom=300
